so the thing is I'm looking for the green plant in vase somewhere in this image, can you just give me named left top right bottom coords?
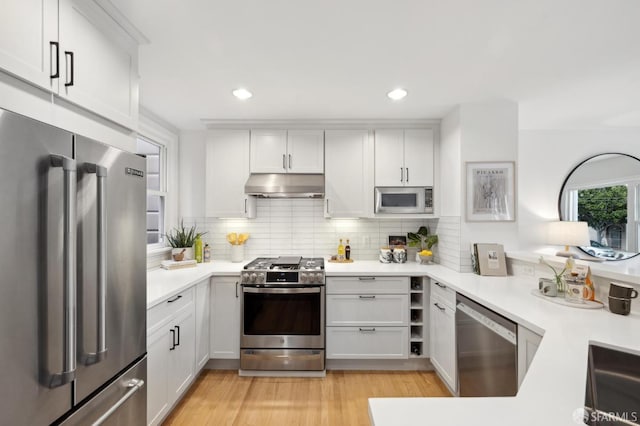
left=539, top=256, right=566, bottom=293
left=165, top=220, right=207, bottom=261
left=408, top=226, right=438, bottom=263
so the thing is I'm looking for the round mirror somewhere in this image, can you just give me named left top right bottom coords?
left=558, top=153, right=640, bottom=261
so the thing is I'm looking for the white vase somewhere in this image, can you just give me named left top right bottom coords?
left=172, top=247, right=194, bottom=261
left=230, top=245, right=244, bottom=263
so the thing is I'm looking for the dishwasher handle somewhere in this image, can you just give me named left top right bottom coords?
left=457, top=302, right=517, bottom=345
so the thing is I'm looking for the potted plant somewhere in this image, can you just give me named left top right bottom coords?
left=408, top=226, right=438, bottom=263
left=165, top=220, right=207, bottom=261
left=538, top=256, right=566, bottom=295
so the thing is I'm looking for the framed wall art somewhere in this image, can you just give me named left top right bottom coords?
left=466, top=161, right=516, bottom=222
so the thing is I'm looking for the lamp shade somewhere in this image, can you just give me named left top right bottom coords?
left=547, top=221, right=590, bottom=247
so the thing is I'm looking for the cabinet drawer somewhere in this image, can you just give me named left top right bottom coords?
left=326, top=326, right=408, bottom=359
left=148, top=288, right=194, bottom=332
left=326, top=294, right=408, bottom=326
left=430, top=280, right=456, bottom=309
left=326, top=276, right=409, bottom=294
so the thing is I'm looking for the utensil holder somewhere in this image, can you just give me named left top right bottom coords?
left=230, top=245, right=244, bottom=263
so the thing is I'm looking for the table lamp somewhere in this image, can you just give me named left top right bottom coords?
left=547, top=221, right=590, bottom=257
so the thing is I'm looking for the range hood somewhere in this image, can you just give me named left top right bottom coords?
left=244, top=173, right=324, bottom=198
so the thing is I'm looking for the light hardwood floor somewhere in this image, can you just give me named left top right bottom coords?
left=164, top=370, right=451, bottom=426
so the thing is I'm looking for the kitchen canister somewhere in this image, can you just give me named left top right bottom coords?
left=393, top=247, right=407, bottom=263
left=565, top=280, right=585, bottom=304
left=379, top=248, right=393, bottom=263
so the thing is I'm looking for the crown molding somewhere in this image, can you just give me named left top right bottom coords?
left=200, top=118, right=441, bottom=130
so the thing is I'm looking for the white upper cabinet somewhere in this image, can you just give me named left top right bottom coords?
left=58, top=0, right=139, bottom=129
left=325, top=130, right=369, bottom=218
left=0, top=0, right=139, bottom=130
left=250, top=129, right=324, bottom=173
left=250, top=130, right=288, bottom=173
left=205, top=130, right=256, bottom=218
left=0, top=0, right=58, bottom=91
left=403, top=129, right=434, bottom=186
left=374, top=129, right=434, bottom=187
left=287, top=130, right=324, bottom=173
left=374, top=130, right=405, bottom=186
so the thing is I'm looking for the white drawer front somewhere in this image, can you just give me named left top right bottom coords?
left=147, top=288, right=194, bottom=332
left=430, top=280, right=456, bottom=309
left=326, top=294, right=409, bottom=326
left=326, top=276, right=409, bottom=294
left=326, top=326, right=409, bottom=359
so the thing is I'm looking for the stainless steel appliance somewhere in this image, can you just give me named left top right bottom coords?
left=240, top=256, right=325, bottom=371
left=374, top=186, right=434, bottom=214
left=245, top=173, right=324, bottom=198
left=455, top=293, right=518, bottom=396
left=0, top=109, right=147, bottom=425
left=584, top=343, right=640, bottom=425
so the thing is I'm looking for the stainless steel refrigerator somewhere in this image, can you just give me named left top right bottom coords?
left=0, top=108, right=147, bottom=425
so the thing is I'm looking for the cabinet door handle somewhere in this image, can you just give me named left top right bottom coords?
left=64, top=51, right=74, bottom=87
left=175, top=325, right=180, bottom=346
left=282, top=154, right=286, bottom=170
left=170, top=329, right=176, bottom=350
left=435, top=282, right=446, bottom=289
left=167, top=295, right=182, bottom=303
left=50, top=41, right=60, bottom=79
left=358, top=277, right=375, bottom=281
left=434, top=302, right=445, bottom=312
left=289, top=154, right=292, bottom=169
left=359, top=328, right=376, bottom=332
left=406, top=168, right=409, bottom=183
left=359, top=295, right=376, bottom=299
left=244, top=198, right=247, bottom=214
left=326, top=199, right=330, bottom=214
left=236, top=281, right=239, bottom=298
left=400, top=167, right=404, bottom=182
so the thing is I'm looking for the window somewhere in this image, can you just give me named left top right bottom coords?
left=136, top=137, right=166, bottom=246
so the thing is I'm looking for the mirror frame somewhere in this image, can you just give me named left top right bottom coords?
left=557, top=152, right=640, bottom=262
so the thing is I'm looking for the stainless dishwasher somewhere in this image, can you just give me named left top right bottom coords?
left=455, top=293, right=518, bottom=396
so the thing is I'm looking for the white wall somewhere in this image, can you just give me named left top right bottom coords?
left=518, top=128, right=640, bottom=260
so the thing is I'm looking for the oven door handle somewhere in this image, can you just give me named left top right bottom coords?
left=243, top=286, right=321, bottom=294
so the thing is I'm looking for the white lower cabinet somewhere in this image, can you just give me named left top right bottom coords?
left=429, top=292, right=457, bottom=393
left=326, top=276, right=409, bottom=360
left=210, top=277, right=241, bottom=359
left=517, top=325, right=543, bottom=388
left=327, top=327, right=408, bottom=359
left=195, top=279, right=211, bottom=371
left=147, top=288, right=196, bottom=426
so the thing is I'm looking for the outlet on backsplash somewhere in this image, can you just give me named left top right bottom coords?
left=362, top=235, right=371, bottom=246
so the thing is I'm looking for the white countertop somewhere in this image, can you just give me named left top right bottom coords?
left=146, top=258, right=640, bottom=425
left=369, top=266, right=640, bottom=426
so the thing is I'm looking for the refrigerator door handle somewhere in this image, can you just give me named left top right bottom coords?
left=48, top=154, right=77, bottom=388
left=81, top=163, right=108, bottom=365
left=90, top=378, right=145, bottom=426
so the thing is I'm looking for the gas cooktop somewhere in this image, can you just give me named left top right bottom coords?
left=241, top=256, right=325, bottom=285
left=243, top=256, right=324, bottom=271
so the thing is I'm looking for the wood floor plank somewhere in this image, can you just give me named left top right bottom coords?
left=163, top=370, right=451, bottom=426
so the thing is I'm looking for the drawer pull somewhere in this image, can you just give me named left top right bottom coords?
left=435, top=282, right=447, bottom=289
left=358, top=277, right=376, bottom=281
left=434, top=302, right=445, bottom=312
left=359, top=328, right=376, bottom=332
left=167, top=295, right=182, bottom=303
left=358, top=295, right=376, bottom=300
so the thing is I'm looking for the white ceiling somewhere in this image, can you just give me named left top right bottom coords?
left=113, top=0, right=640, bottom=130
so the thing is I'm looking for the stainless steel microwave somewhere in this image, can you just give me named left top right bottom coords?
left=375, top=187, right=434, bottom=214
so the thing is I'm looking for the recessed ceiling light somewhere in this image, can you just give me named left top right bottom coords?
left=232, top=88, right=252, bottom=100
left=387, top=88, right=408, bottom=101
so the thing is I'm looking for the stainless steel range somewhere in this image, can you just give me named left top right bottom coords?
left=240, top=256, right=325, bottom=372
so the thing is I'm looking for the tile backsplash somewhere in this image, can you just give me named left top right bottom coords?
left=183, top=198, right=446, bottom=262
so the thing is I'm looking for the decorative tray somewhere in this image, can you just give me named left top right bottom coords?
left=328, top=259, right=354, bottom=263
left=530, top=289, right=603, bottom=309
